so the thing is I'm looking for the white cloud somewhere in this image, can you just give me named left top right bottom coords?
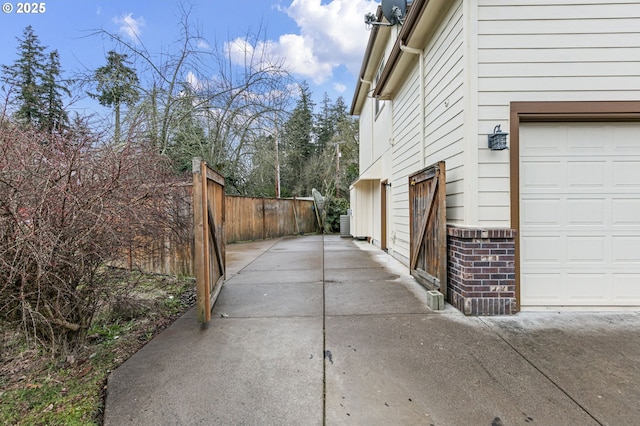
left=226, top=0, right=376, bottom=85
left=333, top=82, right=347, bottom=93
left=197, top=39, right=211, bottom=50
left=224, top=36, right=294, bottom=77
left=276, top=33, right=333, bottom=84
left=185, top=71, right=201, bottom=91
left=283, top=0, right=377, bottom=80
left=113, top=13, right=145, bottom=42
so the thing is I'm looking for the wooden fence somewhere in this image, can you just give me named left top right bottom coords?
left=226, top=196, right=317, bottom=242
left=123, top=186, right=318, bottom=278
left=115, top=183, right=194, bottom=276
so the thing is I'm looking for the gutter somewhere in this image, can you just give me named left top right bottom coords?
left=350, top=7, right=383, bottom=116
left=374, top=0, right=429, bottom=98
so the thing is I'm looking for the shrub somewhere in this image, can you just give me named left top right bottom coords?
left=323, top=196, right=349, bottom=233
left=0, top=122, right=175, bottom=355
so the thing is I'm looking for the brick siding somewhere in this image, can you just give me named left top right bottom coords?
left=447, top=227, right=517, bottom=315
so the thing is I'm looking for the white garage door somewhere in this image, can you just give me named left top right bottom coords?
left=520, top=122, right=640, bottom=308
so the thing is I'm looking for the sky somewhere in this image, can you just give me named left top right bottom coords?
left=0, top=0, right=380, bottom=115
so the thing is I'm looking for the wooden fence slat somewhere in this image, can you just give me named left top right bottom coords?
left=410, top=176, right=437, bottom=270
left=120, top=190, right=318, bottom=279
left=207, top=205, right=225, bottom=276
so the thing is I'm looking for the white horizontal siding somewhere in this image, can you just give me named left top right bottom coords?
left=479, top=2, right=640, bottom=19
left=358, top=98, right=374, bottom=174
left=477, top=0, right=640, bottom=226
left=373, top=102, right=393, bottom=162
left=391, top=64, right=421, bottom=261
left=389, top=0, right=466, bottom=259
left=424, top=0, right=465, bottom=225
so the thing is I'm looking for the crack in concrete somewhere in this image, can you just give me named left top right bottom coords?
left=478, top=317, right=605, bottom=426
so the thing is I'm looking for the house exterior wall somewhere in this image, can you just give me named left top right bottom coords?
left=424, top=0, right=465, bottom=224
left=350, top=179, right=379, bottom=240
left=391, top=65, right=421, bottom=262
left=358, top=97, right=374, bottom=171
left=456, top=0, right=640, bottom=314
left=352, top=0, right=640, bottom=315
left=391, top=0, right=465, bottom=263
left=351, top=27, right=397, bottom=247
left=476, top=0, right=640, bottom=227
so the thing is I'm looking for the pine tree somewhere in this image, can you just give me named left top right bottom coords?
left=281, top=82, right=315, bottom=196
left=41, top=50, right=70, bottom=133
left=88, top=51, right=140, bottom=143
left=1, top=25, right=47, bottom=128
left=315, top=92, right=333, bottom=153
left=1, top=26, right=70, bottom=133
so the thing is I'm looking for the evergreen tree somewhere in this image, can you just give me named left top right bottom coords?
left=281, top=82, right=315, bottom=196
left=88, top=51, right=140, bottom=143
left=166, top=86, right=207, bottom=174
left=293, top=94, right=359, bottom=201
left=41, top=50, right=70, bottom=133
left=331, top=96, right=348, bottom=125
left=315, top=92, right=333, bottom=153
left=245, top=133, right=279, bottom=197
left=1, top=26, right=47, bottom=128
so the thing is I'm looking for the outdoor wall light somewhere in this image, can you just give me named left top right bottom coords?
left=488, top=125, right=508, bottom=150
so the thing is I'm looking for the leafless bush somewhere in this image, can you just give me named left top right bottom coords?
left=0, top=122, right=176, bottom=355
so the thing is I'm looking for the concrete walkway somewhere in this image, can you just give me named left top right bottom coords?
left=104, top=235, right=640, bottom=426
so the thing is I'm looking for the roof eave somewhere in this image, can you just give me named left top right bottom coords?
left=350, top=7, right=385, bottom=116
left=373, top=0, right=450, bottom=99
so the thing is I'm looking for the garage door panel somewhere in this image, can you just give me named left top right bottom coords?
left=520, top=122, right=640, bottom=308
left=612, top=199, right=640, bottom=225
left=521, top=198, right=562, bottom=226
left=567, top=161, right=607, bottom=189
left=520, top=124, right=566, bottom=155
left=566, top=237, right=606, bottom=263
left=521, top=161, right=563, bottom=189
left=613, top=124, right=640, bottom=152
left=567, top=125, right=609, bottom=154
left=613, top=161, right=640, bottom=188
left=613, top=274, right=640, bottom=301
left=612, top=237, right=640, bottom=262
left=566, top=274, right=607, bottom=302
left=521, top=236, right=562, bottom=263
left=566, top=198, right=607, bottom=226
left=521, top=273, right=563, bottom=303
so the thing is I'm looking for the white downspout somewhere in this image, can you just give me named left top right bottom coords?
left=400, top=44, right=426, bottom=168
left=360, top=78, right=375, bottom=174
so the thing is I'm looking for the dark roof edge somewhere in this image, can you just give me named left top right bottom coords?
left=373, top=0, right=428, bottom=98
left=349, top=6, right=383, bottom=116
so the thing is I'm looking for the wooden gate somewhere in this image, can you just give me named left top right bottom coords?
left=192, top=158, right=225, bottom=323
left=409, top=161, right=447, bottom=296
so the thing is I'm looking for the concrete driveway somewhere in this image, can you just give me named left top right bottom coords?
left=104, top=235, right=640, bottom=426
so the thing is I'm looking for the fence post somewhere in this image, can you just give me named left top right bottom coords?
left=192, top=158, right=211, bottom=322
left=262, top=197, right=266, bottom=240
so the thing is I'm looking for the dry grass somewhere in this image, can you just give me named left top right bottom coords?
left=0, top=270, right=196, bottom=425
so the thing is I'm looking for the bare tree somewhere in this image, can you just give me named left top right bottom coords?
left=88, top=4, right=294, bottom=191
left=0, top=120, right=176, bottom=355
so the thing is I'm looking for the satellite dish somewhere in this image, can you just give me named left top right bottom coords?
left=381, top=0, right=407, bottom=26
